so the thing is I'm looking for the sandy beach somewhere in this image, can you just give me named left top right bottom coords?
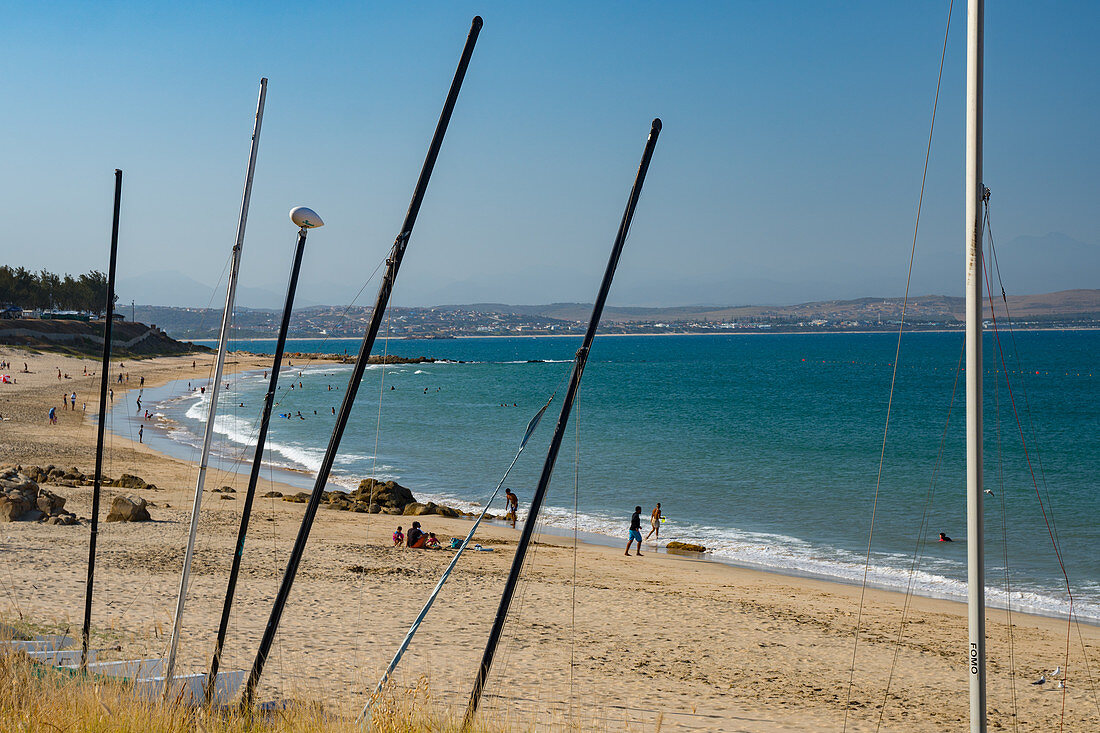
left=1, top=346, right=1097, bottom=731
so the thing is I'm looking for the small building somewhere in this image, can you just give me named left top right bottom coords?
left=1, top=305, right=23, bottom=320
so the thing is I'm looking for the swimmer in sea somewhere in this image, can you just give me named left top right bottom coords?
left=938, top=532, right=952, bottom=542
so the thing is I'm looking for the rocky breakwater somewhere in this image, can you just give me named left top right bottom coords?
left=282, top=352, right=445, bottom=366
left=282, top=477, right=471, bottom=518
left=0, top=467, right=80, bottom=525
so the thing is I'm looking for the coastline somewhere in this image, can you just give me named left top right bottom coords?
left=187, top=325, right=1100, bottom=344
left=2, top=346, right=1097, bottom=730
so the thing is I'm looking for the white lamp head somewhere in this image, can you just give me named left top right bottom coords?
left=290, top=206, right=324, bottom=229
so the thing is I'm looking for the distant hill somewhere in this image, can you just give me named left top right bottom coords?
left=437, top=289, right=1100, bottom=324
left=0, top=318, right=209, bottom=356
left=131, top=289, right=1100, bottom=340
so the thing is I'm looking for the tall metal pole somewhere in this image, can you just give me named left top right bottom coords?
left=464, top=118, right=662, bottom=728
left=80, top=168, right=122, bottom=669
left=164, top=77, right=268, bottom=690
left=965, top=1, right=987, bottom=730
left=204, top=213, right=318, bottom=704
left=239, top=18, right=482, bottom=710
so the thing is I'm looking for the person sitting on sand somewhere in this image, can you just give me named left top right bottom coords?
left=393, top=526, right=404, bottom=546
left=938, top=532, right=953, bottom=542
left=406, top=521, right=426, bottom=548
left=425, top=532, right=441, bottom=549
left=625, top=506, right=644, bottom=556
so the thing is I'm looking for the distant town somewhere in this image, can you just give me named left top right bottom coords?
left=3, top=265, right=1097, bottom=341
left=126, top=290, right=1100, bottom=340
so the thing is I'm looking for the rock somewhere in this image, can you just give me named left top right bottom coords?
left=262, top=491, right=283, bottom=498
left=105, top=495, right=151, bottom=522
left=1, top=469, right=43, bottom=521
left=351, top=479, right=415, bottom=512
left=212, top=486, right=236, bottom=493
left=283, top=492, right=310, bottom=503
left=428, top=503, right=461, bottom=518
left=113, top=473, right=149, bottom=490
left=402, top=502, right=429, bottom=516
left=219, top=494, right=235, bottom=500
left=36, top=490, right=66, bottom=515
left=368, top=503, right=381, bottom=514
left=665, top=541, right=706, bottom=554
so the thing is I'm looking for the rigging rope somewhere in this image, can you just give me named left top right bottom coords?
left=874, top=340, right=963, bottom=732
left=983, top=199, right=1100, bottom=725
left=842, top=2, right=953, bottom=728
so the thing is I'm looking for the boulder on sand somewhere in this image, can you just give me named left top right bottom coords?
left=112, top=473, right=156, bottom=491
left=105, top=495, right=151, bottom=522
left=350, top=479, right=415, bottom=512
left=1, top=468, right=80, bottom=524
left=402, top=501, right=460, bottom=518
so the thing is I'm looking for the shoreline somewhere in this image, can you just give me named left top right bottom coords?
left=123, top=364, right=1097, bottom=627
left=2, top=346, right=1097, bottom=730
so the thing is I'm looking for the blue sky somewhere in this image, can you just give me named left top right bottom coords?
left=4, top=1, right=1098, bottom=307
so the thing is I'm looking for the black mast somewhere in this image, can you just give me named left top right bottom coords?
left=81, top=169, right=123, bottom=669
left=463, top=119, right=662, bottom=727
left=204, top=225, right=310, bottom=704
left=239, top=16, right=483, bottom=709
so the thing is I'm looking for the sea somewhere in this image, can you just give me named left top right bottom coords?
left=116, top=331, right=1100, bottom=623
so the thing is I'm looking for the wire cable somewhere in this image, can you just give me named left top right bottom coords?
left=842, top=2, right=953, bottom=728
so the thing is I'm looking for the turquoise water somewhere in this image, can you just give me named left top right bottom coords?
left=144, top=332, right=1098, bottom=621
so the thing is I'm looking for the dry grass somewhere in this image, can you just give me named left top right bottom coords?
left=0, top=632, right=507, bottom=733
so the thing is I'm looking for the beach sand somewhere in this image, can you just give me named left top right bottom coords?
left=1, top=347, right=1097, bottom=731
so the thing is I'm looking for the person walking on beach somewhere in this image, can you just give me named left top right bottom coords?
left=48, top=406, right=57, bottom=425
left=626, top=506, right=643, bottom=556
left=138, top=424, right=144, bottom=443
left=504, top=488, right=519, bottom=528
left=645, top=502, right=663, bottom=541
left=70, top=392, right=76, bottom=411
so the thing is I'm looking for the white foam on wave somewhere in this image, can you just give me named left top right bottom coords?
left=158, top=375, right=1100, bottom=623
left=525, top=507, right=1100, bottom=623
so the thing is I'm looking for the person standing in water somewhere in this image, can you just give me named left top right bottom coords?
left=625, top=506, right=643, bottom=556
left=504, top=488, right=519, bottom=528
left=645, top=502, right=663, bottom=541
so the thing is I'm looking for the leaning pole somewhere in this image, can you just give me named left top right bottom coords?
left=80, top=168, right=123, bottom=669
left=163, top=77, right=268, bottom=690
left=203, top=207, right=323, bottom=704
left=239, top=17, right=483, bottom=710
left=464, top=118, right=662, bottom=728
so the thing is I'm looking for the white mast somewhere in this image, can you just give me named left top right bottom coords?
left=965, top=1, right=987, bottom=731
left=163, top=77, right=268, bottom=689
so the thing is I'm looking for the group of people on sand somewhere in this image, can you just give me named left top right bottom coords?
left=393, top=521, right=443, bottom=549
left=626, top=502, right=664, bottom=556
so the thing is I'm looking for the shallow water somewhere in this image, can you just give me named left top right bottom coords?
left=132, top=331, right=1099, bottom=621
